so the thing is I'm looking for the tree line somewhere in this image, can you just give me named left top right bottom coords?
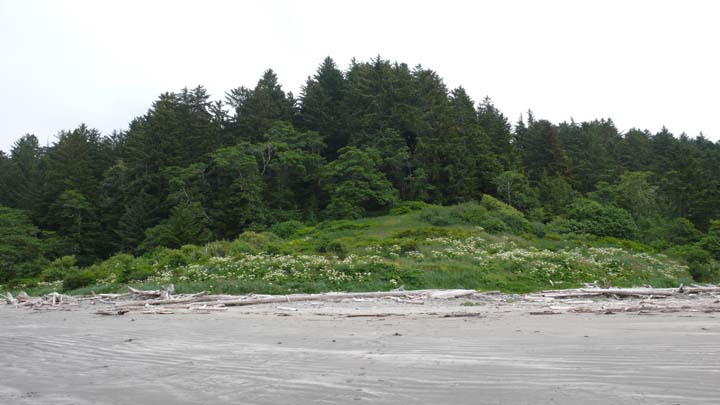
left=1, top=56, right=719, bottom=281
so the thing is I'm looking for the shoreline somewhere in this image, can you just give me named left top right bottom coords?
left=2, top=293, right=719, bottom=404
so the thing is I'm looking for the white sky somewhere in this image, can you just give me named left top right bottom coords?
left=1, top=0, right=718, bottom=153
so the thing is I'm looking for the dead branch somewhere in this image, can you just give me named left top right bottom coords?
left=5, top=292, right=17, bottom=305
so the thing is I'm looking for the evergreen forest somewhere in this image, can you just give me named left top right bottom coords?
left=2, top=57, right=719, bottom=292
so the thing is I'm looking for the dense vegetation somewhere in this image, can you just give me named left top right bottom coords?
left=1, top=56, right=719, bottom=292
left=3, top=201, right=696, bottom=296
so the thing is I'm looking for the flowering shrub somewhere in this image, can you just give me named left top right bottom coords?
left=21, top=216, right=691, bottom=295
left=417, top=236, right=689, bottom=285
left=143, top=253, right=389, bottom=286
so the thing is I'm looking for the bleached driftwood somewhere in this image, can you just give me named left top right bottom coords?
left=534, top=286, right=720, bottom=299
left=2, top=291, right=75, bottom=309
left=91, top=292, right=131, bottom=300
left=128, top=284, right=175, bottom=299
left=179, top=289, right=477, bottom=308
left=567, top=303, right=720, bottom=314
left=5, top=292, right=17, bottom=305
left=114, top=292, right=210, bottom=308
left=681, top=285, right=720, bottom=294
left=112, top=289, right=475, bottom=310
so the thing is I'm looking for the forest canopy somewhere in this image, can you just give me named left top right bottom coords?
left=1, top=56, right=719, bottom=284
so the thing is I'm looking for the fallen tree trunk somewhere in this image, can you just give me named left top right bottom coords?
left=579, top=288, right=676, bottom=297
left=113, top=292, right=213, bottom=308
left=536, top=285, right=720, bottom=299
left=682, top=286, right=720, bottom=294
left=173, top=289, right=476, bottom=308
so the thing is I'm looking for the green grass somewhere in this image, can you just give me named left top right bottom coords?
left=2, top=202, right=697, bottom=296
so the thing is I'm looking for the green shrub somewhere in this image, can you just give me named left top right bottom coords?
left=236, top=231, right=282, bottom=252
left=529, top=222, right=547, bottom=238
left=204, top=240, right=232, bottom=257
left=478, top=216, right=509, bottom=233
left=415, top=199, right=529, bottom=234
left=699, top=220, right=720, bottom=260
left=395, top=227, right=456, bottom=239
left=7, top=278, right=38, bottom=289
left=63, top=270, right=97, bottom=290
left=271, top=220, right=305, bottom=239
left=666, top=244, right=719, bottom=282
left=563, top=199, right=638, bottom=239
left=449, top=202, right=489, bottom=224
left=389, top=201, right=434, bottom=215
left=416, top=202, right=487, bottom=227
left=480, top=196, right=530, bottom=234
left=41, top=255, right=78, bottom=282
left=124, top=268, right=155, bottom=282
left=593, top=237, right=653, bottom=253
left=317, top=240, right=348, bottom=258
left=665, top=218, right=703, bottom=246
left=316, top=220, right=371, bottom=232
left=149, top=248, right=191, bottom=269
left=94, top=253, right=143, bottom=283
left=416, top=207, right=456, bottom=226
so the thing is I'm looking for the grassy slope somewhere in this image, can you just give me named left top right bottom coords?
left=4, top=200, right=693, bottom=296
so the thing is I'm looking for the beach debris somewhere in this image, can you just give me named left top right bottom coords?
left=441, top=312, right=485, bottom=318
left=4, top=285, right=719, bottom=316
left=2, top=291, right=75, bottom=309
left=128, top=284, right=175, bottom=299
left=523, top=284, right=720, bottom=315
left=95, top=309, right=130, bottom=316
left=4, top=292, right=17, bottom=305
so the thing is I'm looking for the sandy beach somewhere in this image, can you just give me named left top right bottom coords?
left=1, top=297, right=719, bottom=404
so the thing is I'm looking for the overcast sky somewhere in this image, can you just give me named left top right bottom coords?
left=1, top=0, right=718, bottom=153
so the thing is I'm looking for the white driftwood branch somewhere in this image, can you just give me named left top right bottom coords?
left=5, top=292, right=17, bottom=305
left=128, top=284, right=175, bottom=299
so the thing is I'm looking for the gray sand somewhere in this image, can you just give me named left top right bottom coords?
left=1, top=300, right=718, bottom=404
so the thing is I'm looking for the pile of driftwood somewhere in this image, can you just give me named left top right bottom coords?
left=4, top=284, right=719, bottom=316
left=4, top=291, right=76, bottom=310
left=89, top=286, right=478, bottom=315
left=524, top=284, right=720, bottom=315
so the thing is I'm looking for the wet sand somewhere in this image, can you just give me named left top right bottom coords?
left=1, top=300, right=718, bottom=404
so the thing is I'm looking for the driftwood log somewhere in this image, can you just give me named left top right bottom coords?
left=114, top=292, right=211, bottom=308
left=534, top=285, right=720, bottom=299
left=111, top=289, right=475, bottom=309
left=185, top=289, right=477, bottom=308
left=128, top=284, right=175, bottom=299
left=5, top=284, right=718, bottom=316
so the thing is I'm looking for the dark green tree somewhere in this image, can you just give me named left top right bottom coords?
left=298, top=57, right=348, bottom=158
left=0, top=206, right=45, bottom=281
left=227, top=69, right=294, bottom=143
left=478, top=96, right=516, bottom=172
left=493, top=171, right=536, bottom=210
left=320, top=147, right=398, bottom=219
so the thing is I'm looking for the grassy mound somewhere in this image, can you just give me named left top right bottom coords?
left=4, top=199, right=693, bottom=296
